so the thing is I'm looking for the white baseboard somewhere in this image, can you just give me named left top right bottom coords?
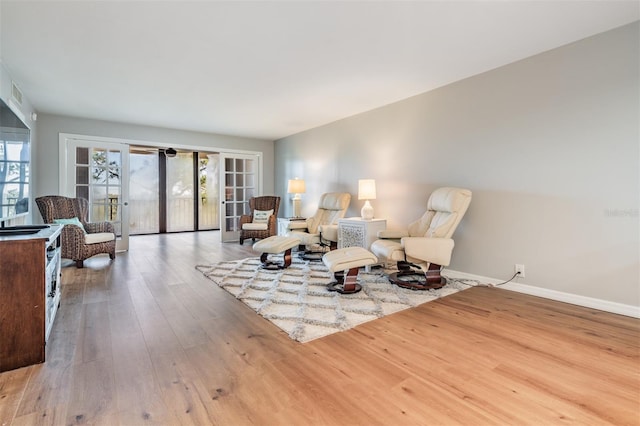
left=444, top=269, right=640, bottom=319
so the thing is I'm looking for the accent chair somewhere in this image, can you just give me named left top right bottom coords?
left=286, top=192, right=351, bottom=256
left=35, top=195, right=116, bottom=268
left=238, top=196, right=281, bottom=244
left=370, top=187, right=472, bottom=289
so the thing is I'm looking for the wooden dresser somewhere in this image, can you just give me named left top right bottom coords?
left=0, top=224, right=63, bottom=372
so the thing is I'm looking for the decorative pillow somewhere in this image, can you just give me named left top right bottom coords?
left=54, top=217, right=87, bottom=233
left=253, top=209, right=274, bottom=224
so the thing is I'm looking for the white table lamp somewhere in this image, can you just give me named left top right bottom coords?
left=287, top=178, right=306, bottom=218
left=358, top=179, right=376, bottom=220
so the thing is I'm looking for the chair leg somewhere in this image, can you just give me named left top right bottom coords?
left=388, top=262, right=446, bottom=290
left=397, top=260, right=413, bottom=273
left=425, top=262, right=445, bottom=286
left=283, top=248, right=293, bottom=268
left=259, top=248, right=293, bottom=270
left=342, top=268, right=361, bottom=293
left=327, top=267, right=362, bottom=294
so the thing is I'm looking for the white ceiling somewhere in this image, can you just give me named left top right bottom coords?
left=1, top=1, right=638, bottom=141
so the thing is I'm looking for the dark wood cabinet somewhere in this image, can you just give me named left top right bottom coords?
left=0, top=225, right=62, bottom=372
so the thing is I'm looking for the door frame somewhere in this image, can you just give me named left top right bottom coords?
left=219, top=152, right=263, bottom=243
left=59, top=133, right=130, bottom=251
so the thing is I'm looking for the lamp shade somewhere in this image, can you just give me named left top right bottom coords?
left=358, top=179, right=376, bottom=200
left=287, top=178, right=306, bottom=194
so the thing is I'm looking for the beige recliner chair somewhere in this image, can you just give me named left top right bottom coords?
left=286, top=192, right=351, bottom=259
left=370, top=187, right=472, bottom=290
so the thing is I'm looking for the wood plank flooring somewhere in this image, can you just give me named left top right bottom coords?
left=1, top=231, right=638, bottom=425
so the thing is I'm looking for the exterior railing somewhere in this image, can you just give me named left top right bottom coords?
left=129, top=198, right=218, bottom=234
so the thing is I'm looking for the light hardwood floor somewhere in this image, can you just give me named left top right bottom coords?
left=0, top=231, right=638, bottom=425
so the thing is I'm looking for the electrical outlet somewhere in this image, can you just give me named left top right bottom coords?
left=514, top=264, right=525, bottom=278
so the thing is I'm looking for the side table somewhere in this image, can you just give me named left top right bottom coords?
left=337, top=217, right=386, bottom=250
left=338, top=217, right=386, bottom=272
left=278, top=217, right=307, bottom=236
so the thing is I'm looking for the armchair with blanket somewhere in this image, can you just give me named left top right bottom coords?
left=238, top=196, right=281, bottom=244
left=35, top=195, right=116, bottom=268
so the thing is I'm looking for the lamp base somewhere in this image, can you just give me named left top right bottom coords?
left=292, top=197, right=302, bottom=218
left=361, top=200, right=374, bottom=220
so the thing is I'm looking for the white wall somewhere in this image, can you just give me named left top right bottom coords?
left=275, top=22, right=639, bottom=308
left=34, top=113, right=275, bottom=199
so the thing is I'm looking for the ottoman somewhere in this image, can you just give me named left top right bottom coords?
left=322, top=247, right=378, bottom=294
left=253, top=235, right=300, bottom=270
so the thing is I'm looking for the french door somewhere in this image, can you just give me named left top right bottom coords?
left=60, top=134, right=130, bottom=251
left=219, top=152, right=261, bottom=242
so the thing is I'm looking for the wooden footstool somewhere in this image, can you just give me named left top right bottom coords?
left=253, top=236, right=300, bottom=270
left=322, top=247, right=378, bottom=294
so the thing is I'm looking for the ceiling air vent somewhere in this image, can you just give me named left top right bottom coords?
left=11, top=82, right=23, bottom=105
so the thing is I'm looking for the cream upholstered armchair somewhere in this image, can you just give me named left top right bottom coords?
left=286, top=192, right=351, bottom=256
left=370, top=187, right=472, bottom=290
left=238, top=196, right=280, bottom=244
left=36, top=195, right=116, bottom=268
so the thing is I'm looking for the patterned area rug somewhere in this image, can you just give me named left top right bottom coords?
left=196, top=257, right=476, bottom=343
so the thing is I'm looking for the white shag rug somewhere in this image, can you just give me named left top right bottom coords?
left=196, top=257, right=476, bottom=343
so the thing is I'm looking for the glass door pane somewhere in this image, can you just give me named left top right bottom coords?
left=166, top=151, right=194, bottom=232
left=129, top=147, right=159, bottom=234
left=198, top=152, right=219, bottom=230
left=89, top=148, right=122, bottom=231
